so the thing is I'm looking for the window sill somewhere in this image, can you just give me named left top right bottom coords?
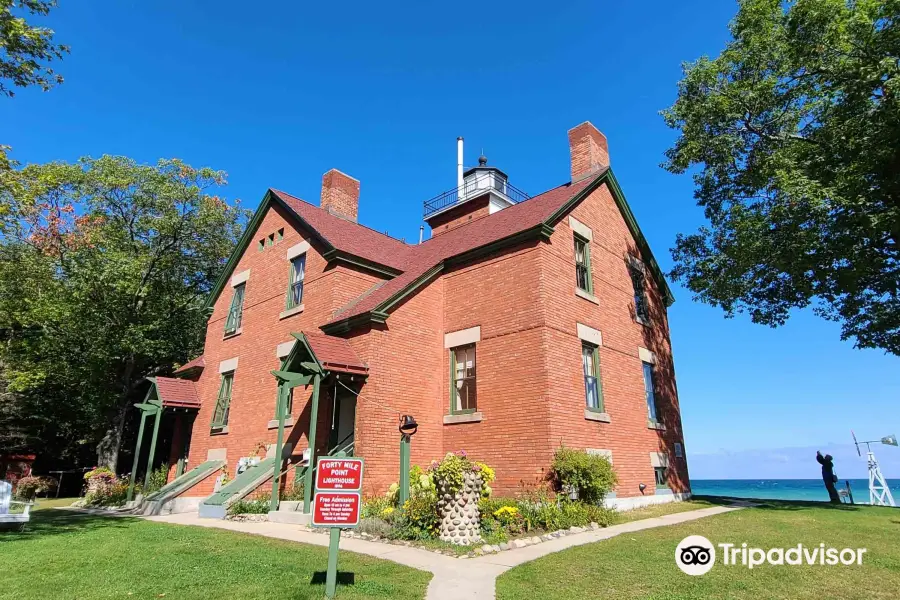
left=210, top=426, right=229, bottom=435
left=575, top=288, right=600, bottom=305
left=443, top=412, right=483, bottom=425
left=584, top=410, right=611, bottom=423
left=267, top=416, right=294, bottom=430
left=647, top=420, right=666, bottom=431
left=655, top=487, right=673, bottom=495
left=223, top=328, right=242, bottom=339
left=279, top=304, right=305, bottom=320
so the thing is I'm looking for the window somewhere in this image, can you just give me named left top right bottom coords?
left=582, top=343, right=603, bottom=411
left=287, top=254, right=306, bottom=309
left=258, top=239, right=264, bottom=251
left=674, top=442, right=684, bottom=458
left=276, top=228, right=284, bottom=241
left=574, top=235, right=592, bottom=293
left=643, top=361, right=659, bottom=422
left=224, top=283, right=245, bottom=334
left=654, top=466, right=668, bottom=487
left=629, top=261, right=650, bottom=323
left=451, top=344, right=477, bottom=413
left=211, top=372, right=234, bottom=428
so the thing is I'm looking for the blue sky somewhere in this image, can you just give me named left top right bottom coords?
left=4, top=1, right=899, bottom=480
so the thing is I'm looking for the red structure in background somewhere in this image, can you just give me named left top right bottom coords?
left=0, top=454, right=35, bottom=487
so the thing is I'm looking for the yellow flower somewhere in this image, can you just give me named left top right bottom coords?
left=382, top=507, right=395, bottom=516
left=493, top=506, right=519, bottom=518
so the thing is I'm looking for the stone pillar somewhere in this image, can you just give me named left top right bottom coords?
left=436, top=471, right=483, bottom=545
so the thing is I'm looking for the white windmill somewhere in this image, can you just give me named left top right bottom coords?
left=852, top=430, right=897, bottom=507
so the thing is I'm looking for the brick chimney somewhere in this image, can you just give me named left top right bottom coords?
left=568, top=121, right=609, bottom=182
left=320, top=169, right=360, bottom=222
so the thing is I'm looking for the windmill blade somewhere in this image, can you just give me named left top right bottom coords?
left=852, top=430, right=861, bottom=457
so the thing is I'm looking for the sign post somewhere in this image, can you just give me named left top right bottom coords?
left=312, top=456, right=364, bottom=598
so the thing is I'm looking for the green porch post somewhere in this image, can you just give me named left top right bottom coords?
left=303, top=373, right=322, bottom=514
left=144, top=406, right=164, bottom=488
left=126, top=410, right=149, bottom=503
left=399, top=434, right=411, bottom=505
left=269, top=382, right=287, bottom=511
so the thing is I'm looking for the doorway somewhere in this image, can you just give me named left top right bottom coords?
left=328, top=383, right=356, bottom=454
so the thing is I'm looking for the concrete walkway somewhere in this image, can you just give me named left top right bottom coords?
left=148, top=503, right=745, bottom=599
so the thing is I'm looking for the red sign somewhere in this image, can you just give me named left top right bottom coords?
left=312, top=492, right=361, bottom=528
left=315, top=458, right=364, bottom=491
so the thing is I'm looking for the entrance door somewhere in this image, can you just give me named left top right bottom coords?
left=329, top=386, right=356, bottom=454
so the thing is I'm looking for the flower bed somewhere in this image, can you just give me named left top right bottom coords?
left=350, top=448, right=617, bottom=553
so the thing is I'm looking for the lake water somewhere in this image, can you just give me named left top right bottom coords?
left=691, top=479, right=900, bottom=503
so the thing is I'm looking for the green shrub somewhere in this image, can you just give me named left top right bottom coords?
left=550, top=446, right=617, bottom=505
left=384, top=507, right=432, bottom=541
left=358, top=517, right=392, bottom=538
left=14, top=476, right=57, bottom=500
left=144, top=465, right=169, bottom=494
left=362, top=495, right=394, bottom=519
left=403, top=494, right=439, bottom=535
left=227, top=498, right=270, bottom=515
left=280, top=481, right=304, bottom=501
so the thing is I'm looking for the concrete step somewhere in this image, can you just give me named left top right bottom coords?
left=268, top=510, right=311, bottom=525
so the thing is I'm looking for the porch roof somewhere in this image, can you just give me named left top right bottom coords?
left=298, top=331, right=368, bottom=376
left=173, top=354, right=205, bottom=375
left=152, top=376, right=201, bottom=409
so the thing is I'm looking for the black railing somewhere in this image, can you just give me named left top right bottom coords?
left=423, top=173, right=530, bottom=218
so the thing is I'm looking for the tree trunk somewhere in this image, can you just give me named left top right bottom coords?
left=96, top=355, right=138, bottom=472
left=96, top=401, right=129, bottom=472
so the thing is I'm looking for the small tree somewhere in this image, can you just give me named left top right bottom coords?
left=551, top=446, right=617, bottom=505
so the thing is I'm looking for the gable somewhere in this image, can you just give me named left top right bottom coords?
left=322, top=169, right=673, bottom=334
left=204, top=190, right=410, bottom=311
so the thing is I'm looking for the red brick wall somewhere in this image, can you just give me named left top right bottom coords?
left=541, top=183, right=689, bottom=496
left=173, top=178, right=687, bottom=503
left=320, top=169, right=360, bottom=222
left=183, top=203, right=387, bottom=497
left=346, top=276, right=446, bottom=497
left=441, top=241, right=554, bottom=492
left=426, top=195, right=490, bottom=236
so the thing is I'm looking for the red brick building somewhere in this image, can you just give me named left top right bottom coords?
left=142, top=121, right=690, bottom=515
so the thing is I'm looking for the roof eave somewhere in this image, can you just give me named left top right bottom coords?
left=320, top=223, right=553, bottom=335
left=204, top=190, right=405, bottom=311
left=544, top=170, right=675, bottom=307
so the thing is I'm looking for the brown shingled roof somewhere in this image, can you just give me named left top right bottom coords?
left=154, top=377, right=201, bottom=408
left=173, top=355, right=205, bottom=375
left=302, top=331, right=368, bottom=375
left=326, top=175, right=599, bottom=326
left=272, top=189, right=412, bottom=272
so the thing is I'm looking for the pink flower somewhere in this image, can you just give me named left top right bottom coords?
left=456, top=450, right=467, bottom=458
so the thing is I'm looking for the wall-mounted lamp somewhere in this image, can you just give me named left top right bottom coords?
left=639, top=482, right=647, bottom=495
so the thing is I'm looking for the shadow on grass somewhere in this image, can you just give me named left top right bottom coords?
left=310, top=572, right=356, bottom=586
left=0, top=509, right=140, bottom=543
left=694, top=494, right=862, bottom=512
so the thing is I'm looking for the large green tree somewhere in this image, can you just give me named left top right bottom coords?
left=663, top=0, right=900, bottom=354
left=0, top=156, right=247, bottom=469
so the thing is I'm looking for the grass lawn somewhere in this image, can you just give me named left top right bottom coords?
left=497, top=499, right=900, bottom=600
left=30, top=497, right=81, bottom=510
left=613, top=499, right=718, bottom=524
left=0, top=510, right=431, bottom=600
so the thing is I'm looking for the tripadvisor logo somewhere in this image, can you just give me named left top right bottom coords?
left=675, top=535, right=716, bottom=575
left=675, top=536, right=867, bottom=575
